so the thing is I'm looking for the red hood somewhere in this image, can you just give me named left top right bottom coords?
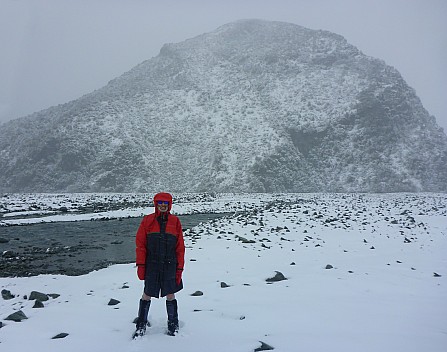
left=153, top=192, right=173, bottom=216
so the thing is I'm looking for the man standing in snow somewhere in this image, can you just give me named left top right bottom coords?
left=133, top=192, right=185, bottom=338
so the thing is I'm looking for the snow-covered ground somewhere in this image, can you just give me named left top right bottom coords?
left=1, top=193, right=446, bottom=351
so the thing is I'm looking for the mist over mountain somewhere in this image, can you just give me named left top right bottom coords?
left=1, top=19, right=446, bottom=193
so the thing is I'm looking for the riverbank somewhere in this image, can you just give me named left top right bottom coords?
left=0, top=213, right=227, bottom=277
left=1, top=193, right=445, bottom=352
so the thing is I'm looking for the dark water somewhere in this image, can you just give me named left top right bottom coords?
left=0, top=213, right=225, bottom=277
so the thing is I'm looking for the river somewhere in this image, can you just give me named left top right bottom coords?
left=0, top=213, right=225, bottom=277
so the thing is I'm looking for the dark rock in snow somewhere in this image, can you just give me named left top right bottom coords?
left=236, top=235, right=256, bottom=244
left=33, top=299, right=45, bottom=308
left=5, top=310, right=28, bottom=322
left=255, top=341, right=275, bottom=351
left=266, top=271, right=287, bottom=282
left=29, top=291, right=49, bottom=301
left=52, top=333, right=69, bottom=339
left=433, top=272, right=442, bottom=277
left=108, top=298, right=120, bottom=306
left=220, top=282, right=230, bottom=288
left=48, top=293, right=60, bottom=299
left=325, top=264, right=334, bottom=269
left=1, top=289, right=15, bottom=300
left=191, top=290, right=204, bottom=296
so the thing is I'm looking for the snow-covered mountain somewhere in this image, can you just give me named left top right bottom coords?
left=0, top=19, right=446, bottom=193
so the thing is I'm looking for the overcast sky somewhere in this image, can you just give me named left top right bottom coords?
left=1, top=0, right=446, bottom=131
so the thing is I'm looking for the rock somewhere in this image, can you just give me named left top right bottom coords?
left=236, top=235, right=256, bottom=244
left=220, top=282, right=230, bottom=288
left=48, top=293, right=60, bottom=299
left=325, top=264, right=334, bottom=269
left=255, top=341, right=275, bottom=351
left=29, top=291, right=49, bottom=301
left=433, top=272, right=442, bottom=277
left=1, top=289, right=15, bottom=300
left=191, top=290, right=204, bottom=296
left=33, top=300, right=45, bottom=308
left=5, top=310, right=28, bottom=322
left=108, top=298, right=120, bottom=306
left=266, top=271, right=287, bottom=282
left=2, top=250, right=17, bottom=258
left=52, top=333, right=69, bottom=339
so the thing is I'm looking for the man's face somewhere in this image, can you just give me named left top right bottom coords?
left=157, top=200, right=169, bottom=213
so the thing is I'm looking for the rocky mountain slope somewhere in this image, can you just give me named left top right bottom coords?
left=0, top=19, right=446, bottom=192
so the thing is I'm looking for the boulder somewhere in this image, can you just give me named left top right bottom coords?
left=33, top=300, right=45, bottom=308
left=1, top=289, right=15, bottom=300
left=5, top=310, right=28, bottom=322
left=29, top=291, right=49, bottom=301
left=266, top=271, right=287, bottom=282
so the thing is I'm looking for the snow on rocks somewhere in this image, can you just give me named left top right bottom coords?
left=0, top=193, right=446, bottom=351
left=0, top=193, right=284, bottom=225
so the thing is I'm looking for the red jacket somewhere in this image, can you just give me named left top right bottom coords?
left=135, top=193, right=185, bottom=271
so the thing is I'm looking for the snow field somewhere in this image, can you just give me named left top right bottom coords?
left=0, top=193, right=446, bottom=351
